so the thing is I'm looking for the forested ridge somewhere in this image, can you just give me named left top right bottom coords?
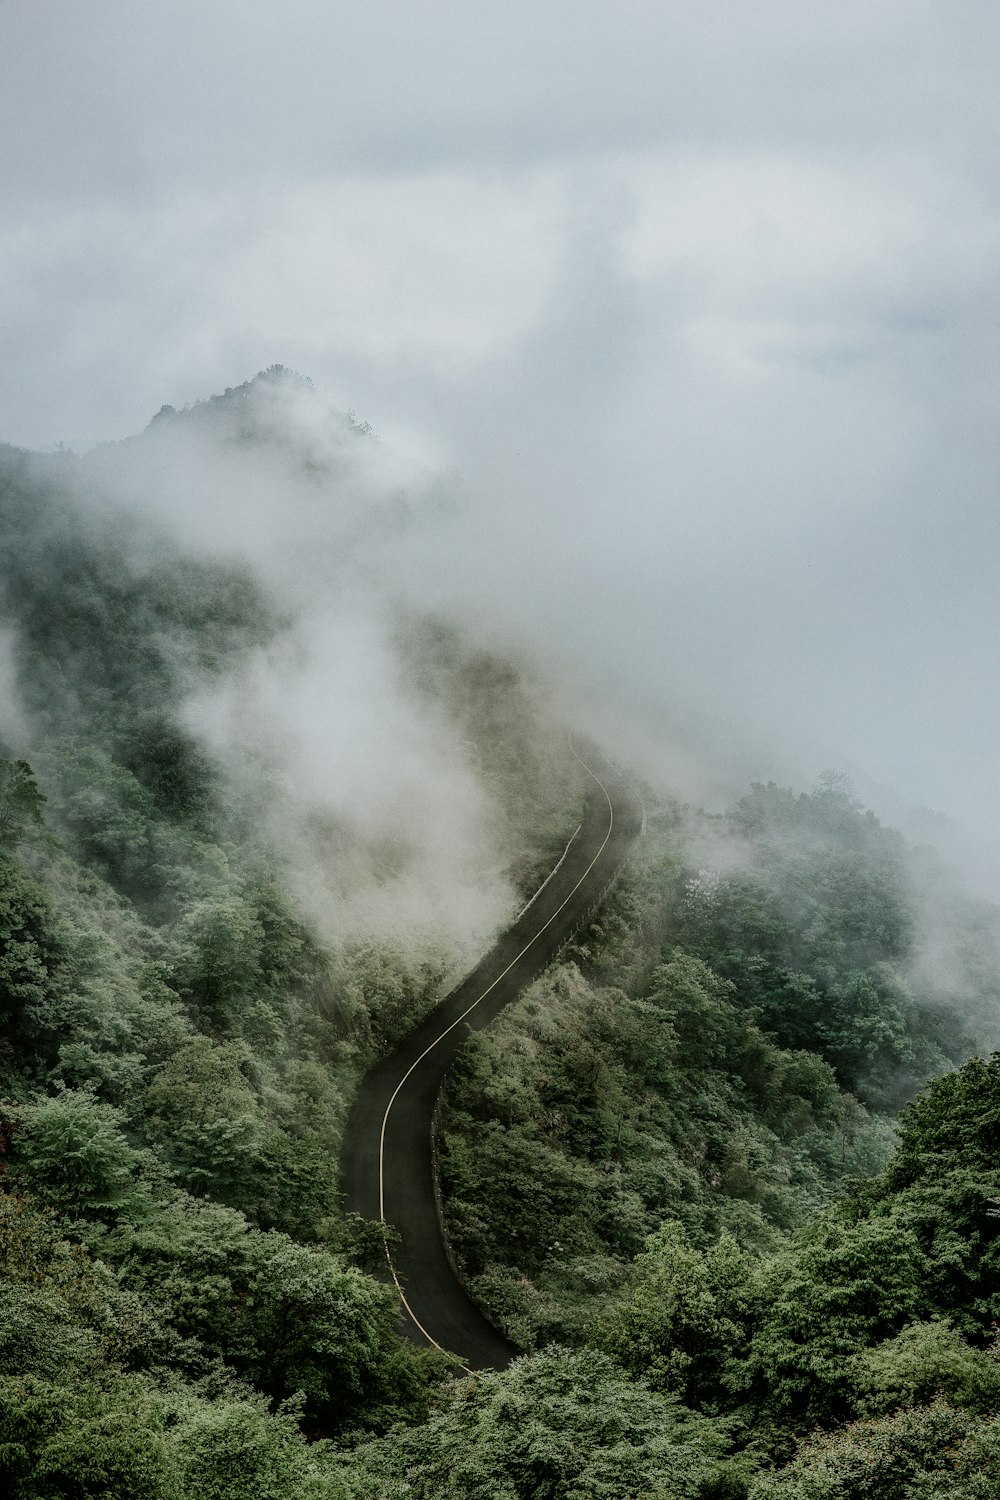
left=3, top=372, right=1000, bottom=1497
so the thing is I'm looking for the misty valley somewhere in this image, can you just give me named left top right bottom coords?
left=3, top=370, right=1000, bottom=1498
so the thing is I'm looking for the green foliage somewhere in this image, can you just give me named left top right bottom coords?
left=887, top=1054, right=1000, bottom=1189
left=0, top=857, right=67, bottom=1053
left=140, top=1032, right=325, bottom=1230
left=172, top=894, right=266, bottom=1020
left=36, top=740, right=164, bottom=900
left=0, top=1192, right=189, bottom=1393
left=0, top=1374, right=181, bottom=1500
left=0, top=1192, right=376, bottom=1496
left=116, top=1196, right=420, bottom=1432
left=749, top=1401, right=1000, bottom=1499
left=440, top=952, right=887, bottom=1346
left=166, top=1390, right=319, bottom=1500
left=871, top=1176, right=1000, bottom=1341
left=0, top=760, right=46, bottom=849
left=596, top=1224, right=754, bottom=1408
left=0, top=1367, right=358, bottom=1500
left=338, top=1347, right=728, bottom=1500
left=336, top=939, right=454, bottom=1054
left=739, top=1212, right=931, bottom=1430
left=9, top=1087, right=157, bottom=1221
left=142, top=1038, right=277, bottom=1201
left=0, top=1281, right=101, bottom=1380
left=138, top=1037, right=346, bottom=1235
left=0, top=455, right=279, bottom=765
left=673, top=781, right=957, bottom=1104
left=1, top=1195, right=107, bottom=1311
left=5, top=403, right=1000, bottom=1494
left=852, top=1321, right=1000, bottom=1417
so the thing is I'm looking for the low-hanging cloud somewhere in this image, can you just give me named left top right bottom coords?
left=2, top=2, right=999, bottom=869
left=54, top=382, right=534, bottom=950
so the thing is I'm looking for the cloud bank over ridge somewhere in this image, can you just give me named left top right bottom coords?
left=2, top=2, right=999, bottom=845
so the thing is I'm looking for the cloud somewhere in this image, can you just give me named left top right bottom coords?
left=42, top=380, right=531, bottom=949
left=4, top=3, right=994, bottom=194
left=182, top=599, right=515, bottom=947
left=0, top=629, right=30, bottom=755
left=2, top=1, right=999, bottom=853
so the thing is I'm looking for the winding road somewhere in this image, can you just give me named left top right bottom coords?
left=340, top=741, right=643, bottom=1370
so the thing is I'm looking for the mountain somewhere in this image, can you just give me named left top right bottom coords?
left=2, top=372, right=1000, bottom=1498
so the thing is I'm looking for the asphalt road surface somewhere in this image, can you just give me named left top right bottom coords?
left=340, top=740, right=644, bottom=1371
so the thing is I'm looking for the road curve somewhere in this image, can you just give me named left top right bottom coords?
left=340, top=741, right=643, bottom=1371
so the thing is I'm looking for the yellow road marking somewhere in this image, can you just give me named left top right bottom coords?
left=378, top=738, right=617, bottom=1369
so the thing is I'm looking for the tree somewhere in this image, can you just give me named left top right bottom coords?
left=39, top=742, right=159, bottom=897
left=740, top=1213, right=930, bottom=1430
left=596, top=1223, right=754, bottom=1409
left=142, top=1037, right=266, bottom=1201
left=0, top=860, right=66, bottom=1049
left=11, top=1088, right=154, bottom=1221
left=818, top=968, right=915, bottom=1089
left=749, top=1401, right=1000, bottom=1499
left=852, top=1321, right=1000, bottom=1417
left=167, top=1391, right=314, bottom=1500
left=172, top=895, right=266, bottom=1024
left=0, top=1373, right=180, bottom=1500
left=888, top=1053, right=1000, bottom=1189
left=0, top=760, right=45, bottom=848
left=118, top=1196, right=414, bottom=1432
left=340, top=1348, right=728, bottom=1500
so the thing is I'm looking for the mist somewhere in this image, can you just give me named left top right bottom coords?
left=0, top=381, right=590, bottom=965
left=2, top=3, right=999, bottom=886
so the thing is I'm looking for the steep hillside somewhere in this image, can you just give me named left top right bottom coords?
left=2, top=374, right=1000, bottom=1498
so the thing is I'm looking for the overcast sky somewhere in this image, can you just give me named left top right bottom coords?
left=3, top=2, right=999, bottom=844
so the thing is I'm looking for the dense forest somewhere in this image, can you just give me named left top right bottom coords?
left=3, top=371, right=1000, bottom=1498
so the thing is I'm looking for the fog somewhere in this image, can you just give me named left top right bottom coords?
left=181, top=607, right=518, bottom=947
left=2, top=2, right=999, bottom=873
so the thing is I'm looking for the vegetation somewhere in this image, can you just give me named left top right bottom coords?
left=2, top=372, right=1000, bottom=1496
